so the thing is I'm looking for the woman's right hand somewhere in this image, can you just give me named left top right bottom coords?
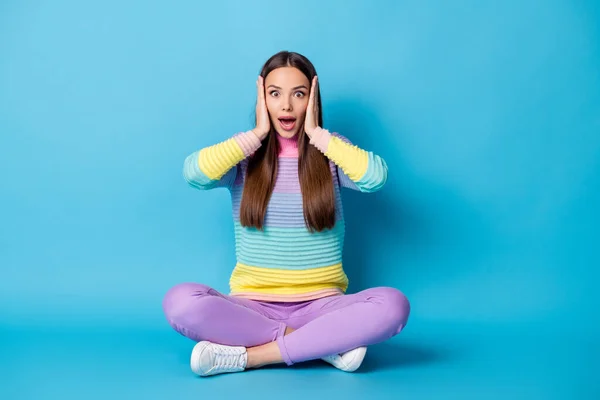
left=253, top=76, right=270, bottom=141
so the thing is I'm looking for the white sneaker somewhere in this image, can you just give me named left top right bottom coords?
left=321, top=346, right=367, bottom=372
left=190, top=341, right=248, bottom=377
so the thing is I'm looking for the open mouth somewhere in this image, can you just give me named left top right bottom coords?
left=278, top=116, right=297, bottom=131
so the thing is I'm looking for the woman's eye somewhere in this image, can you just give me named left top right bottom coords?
left=269, top=91, right=280, bottom=97
left=294, top=92, right=305, bottom=98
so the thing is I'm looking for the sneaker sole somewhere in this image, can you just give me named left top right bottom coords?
left=190, top=341, right=210, bottom=376
left=343, top=346, right=367, bottom=372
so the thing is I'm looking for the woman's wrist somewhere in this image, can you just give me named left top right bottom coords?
left=251, top=128, right=268, bottom=141
left=235, top=130, right=264, bottom=157
left=308, top=127, right=331, bottom=154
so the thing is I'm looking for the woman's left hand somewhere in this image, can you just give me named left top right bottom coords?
left=304, top=76, right=319, bottom=138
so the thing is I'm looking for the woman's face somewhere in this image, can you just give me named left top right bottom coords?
left=264, top=67, right=311, bottom=138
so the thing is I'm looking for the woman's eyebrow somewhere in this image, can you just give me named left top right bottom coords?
left=267, top=85, right=308, bottom=90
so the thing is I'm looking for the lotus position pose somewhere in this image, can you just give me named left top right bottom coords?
left=163, top=51, right=410, bottom=377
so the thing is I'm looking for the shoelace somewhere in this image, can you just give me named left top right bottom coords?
left=212, top=344, right=245, bottom=370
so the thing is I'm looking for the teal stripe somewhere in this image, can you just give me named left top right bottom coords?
left=234, top=221, right=345, bottom=269
left=355, top=153, right=388, bottom=193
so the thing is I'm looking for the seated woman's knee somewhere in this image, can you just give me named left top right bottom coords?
left=369, top=286, right=411, bottom=336
left=162, top=282, right=212, bottom=323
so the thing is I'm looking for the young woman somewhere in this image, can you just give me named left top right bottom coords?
left=163, top=51, right=410, bottom=377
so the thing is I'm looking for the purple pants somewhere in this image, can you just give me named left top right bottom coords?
left=162, top=283, right=410, bottom=366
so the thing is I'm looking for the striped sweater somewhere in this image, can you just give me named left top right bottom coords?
left=183, top=127, right=388, bottom=302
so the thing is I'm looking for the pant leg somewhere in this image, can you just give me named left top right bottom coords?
left=277, top=286, right=410, bottom=365
left=162, top=282, right=286, bottom=347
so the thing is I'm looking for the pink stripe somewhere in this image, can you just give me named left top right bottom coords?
left=230, top=288, right=344, bottom=302
left=234, top=131, right=262, bottom=157
left=308, top=127, right=331, bottom=154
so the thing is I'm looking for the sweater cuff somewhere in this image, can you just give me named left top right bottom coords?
left=308, top=127, right=332, bottom=154
left=234, top=130, right=263, bottom=157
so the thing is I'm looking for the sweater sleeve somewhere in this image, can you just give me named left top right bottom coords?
left=309, top=128, right=388, bottom=193
left=183, top=130, right=262, bottom=190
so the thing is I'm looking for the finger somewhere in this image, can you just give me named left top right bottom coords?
left=256, top=81, right=260, bottom=108
left=260, top=77, right=266, bottom=101
left=308, top=78, right=315, bottom=108
left=312, top=76, right=319, bottom=112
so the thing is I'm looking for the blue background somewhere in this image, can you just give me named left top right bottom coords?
left=1, top=0, right=598, bottom=398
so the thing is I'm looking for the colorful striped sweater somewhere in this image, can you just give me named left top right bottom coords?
left=183, top=128, right=388, bottom=302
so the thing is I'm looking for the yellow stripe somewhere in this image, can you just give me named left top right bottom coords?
left=229, top=262, right=349, bottom=295
left=325, top=136, right=369, bottom=181
left=198, top=138, right=245, bottom=180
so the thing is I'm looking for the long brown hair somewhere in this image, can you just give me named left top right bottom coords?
left=239, top=51, right=336, bottom=233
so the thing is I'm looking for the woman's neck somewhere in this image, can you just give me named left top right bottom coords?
left=276, top=132, right=299, bottom=157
